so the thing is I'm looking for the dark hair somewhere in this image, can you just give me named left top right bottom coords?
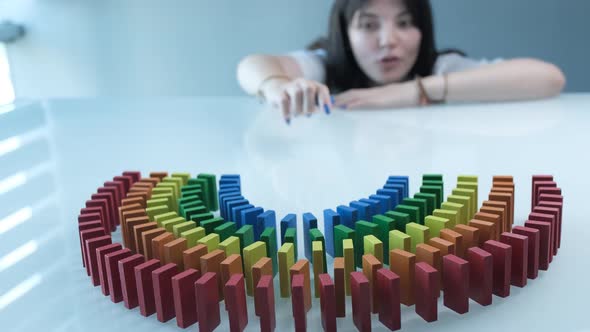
left=311, top=0, right=443, bottom=92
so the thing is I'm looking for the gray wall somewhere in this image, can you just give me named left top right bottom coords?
left=1, top=0, right=588, bottom=98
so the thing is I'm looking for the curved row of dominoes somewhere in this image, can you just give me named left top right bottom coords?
left=77, top=172, right=563, bottom=331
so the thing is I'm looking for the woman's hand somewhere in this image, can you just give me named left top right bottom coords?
left=260, top=77, right=333, bottom=124
left=333, top=81, right=419, bottom=110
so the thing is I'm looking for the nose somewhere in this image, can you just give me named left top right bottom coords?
left=379, top=24, right=399, bottom=48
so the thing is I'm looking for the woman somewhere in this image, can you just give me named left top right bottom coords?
left=237, top=0, right=566, bottom=124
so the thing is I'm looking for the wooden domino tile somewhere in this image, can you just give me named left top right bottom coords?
left=350, top=271, right=371, bottom=332
left=291, top=274, right=307, bottom=332
left=183, top=244, right=208, bottom=271
left=200, top=249, right=227, bottom=299
left=96, top=243, right=122, bottom=293
left=333, top=257, right=346, bottom=317
left=152, top=263, right=178, bottom=322
left=289, top=259, right=312, bottom=312
left=376, top=268, right=401, bottom=331
left=483, top=240, right=512, bottom=298
left=389, top=249, right=416, bottom=306
left=226, top=274, right=249, bottom=332
left=500, top=232, right=529, bottom=287
left=318, top=273, right=336, bottom=332
left=105, top=248, right=133, bottom=303
left=414, top=262, right=439, bottom=322
left=512, top=226, right=540, bottom=279
left=118, top=253, right=145, bottom=309
left=135, top=259, right=161, bottom=317
left=442, top=254, right=469, bottom=314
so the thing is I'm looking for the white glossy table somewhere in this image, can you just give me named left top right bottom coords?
left=1, top=94, right=589, bottom=331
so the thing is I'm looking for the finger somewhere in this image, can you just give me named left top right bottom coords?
left=288, top=85, right=304, bottom=117
left=279, top=92, right=291, bottom=124
left=300, top=82, right=317, bottom=116
left=317, top=84, right=332, bottom=114
left=333, top=90, right=357, bottom=108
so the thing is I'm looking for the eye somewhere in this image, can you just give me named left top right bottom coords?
left=360, top=20, right=379, bottom=31
left=397, top=17, right=414, bottom=29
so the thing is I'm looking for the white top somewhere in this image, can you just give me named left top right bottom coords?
left=289, top=49, right=503, bottom=83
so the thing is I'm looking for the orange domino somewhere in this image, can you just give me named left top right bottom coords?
left=416, top=243, right=442, bottom=293
left=141, top=228, right=166, bottom=259
left=468, top=220, right=494, bottom=247
left=289, top=259, right=312, bottom=312
left=440, top=229, right=464, bottom=258
left=200, top=249, right=226, bottom=300
left=126, top=216, right=149, bottom=252
left=151, top=232, right=175, bottom=261
left=183, top=244, right=208, bottom=271
left=454, top=224, right=480, bottom=253
left=478, top=206, right=505, bottom=239
left=482, top=200, right=508, bottom=233
left=252, top=257, right=273, bottom=298
left=362, top=254, right=382, bottom=314
left=333, top=257, right=346, bottom=317
left=389, top=249, right=416, bottom=306
left=474, top=212, right=501, bottom=240
left=133, top=222, right=158, bottom=255
left=164, top=237, right=187, bottom=269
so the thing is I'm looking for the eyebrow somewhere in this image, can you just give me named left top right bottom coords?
left=358, top=9, right=410, bottom=19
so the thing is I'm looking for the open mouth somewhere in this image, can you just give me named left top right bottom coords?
left=380, top=56, right=401, bottom=64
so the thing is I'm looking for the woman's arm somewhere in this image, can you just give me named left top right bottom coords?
left=334, top=58, right=566, bottom=109
left=424, top=58, right=566, bottom=103
left=236, top=54, right=301, bottom=95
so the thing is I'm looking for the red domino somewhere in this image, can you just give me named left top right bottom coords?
left=80, top=227, right=106, bottom=275
left=196, top=272, right=221, bottom=332
left=528, top=212, right=556, bottom=259
left=333, top=258, right=346, bottom=318
left=291, top=274, right=307, bottom=332
left=524, top=220, right=551, bottom=270
left=534, top=181, right=556, bottom=206
left=135, top=259, right=161, bottom=317
left=98, top=186, right=121, bottom=225
left=318, top=274, right=336, bottom=332
left=500, top=232, right=528, bottom=287
left=78, top=220, right=102, bottom=267
left=85, top=235, right=111, bottom=284
left=152, top=263, right=178, bottom=323
left=512, top=226, right=540, bottom=279
left=104, top=180, right=123, bottom=207
left=226, top=274, right=249, bottom=332
left=466, top=247, right=492, bottom=306
left=255, top=275, right=275, bottom=332
left=537, top=200, right=563, bottom=249
left=78, top=212, right=101, bottom=224
left=483, top=240, right=512, bottom=298
left=531, top=175, right=552, bottom=209
left=105, top=248, right=132, bottom=303
left=113, top=175, right=133, bottom=194
left=172, top=268, right=200, bottom=328
left=350, top=271, right=371, bottom=331
left=533, top=206, right=560, bottom=255
left=123, top=171, right=141, bottom=183
left=86, top=199, right=111, bottom=234
left=442, top=254, right=469, bottom=314
left=414, top=262, right=439, bottom=322
left=92, top=192, right=116, bottom=232
left=96, top=243, right=123, bottom=293
left=118, top=254, right=145, bottom=309
left=376, top=268, right=401, bottom=331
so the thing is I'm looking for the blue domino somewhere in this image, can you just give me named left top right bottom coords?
left=242, top=206, right=264, bottom=240
left=232, top=204, right=254, bottom=227
left=303, top=212, right=318, bottom=261
left=257, top=210, right=276, bottom=229
left=377, top=189, right=400, bottom=209
left=384, top=184, right=404, bottom=205
left=220, top=174, right=240, bottom=185
left=337, top=205, right=358, bottom=229
left=369, top=194, right=392, bottom=214
left=280, top=214, right=297, bottom=244
left=323, top=209, right=341, bottom=257
left=226, top=198, right=248, bottom=222
left=350, top=201, right=371, bottom=221
left=359, top=198, right=380, bottom=218
left=387, top=176, right=409, bottom=198
left=220, top=194, right=243, bottom=219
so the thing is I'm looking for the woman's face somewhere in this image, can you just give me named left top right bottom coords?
left=347, top=0, right=422, bottom=85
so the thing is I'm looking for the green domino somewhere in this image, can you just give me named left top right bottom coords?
left=278, top=243, right=295, bottom=297
left=243, top=241, right=268, bottom=295
left=401, top=198, right=427, bottom=224
left=283, top=228, right=298, bottom=260
left=150, top=194, right=175, bottom=211
left=334, top=225, right=355, bottom=258
left=441, top=201, right=466, bottom=225
left=190, top=212, right=214, bottom=226
left=414, top=193, right=436, bottom=216
left=389, top=230, right=411, bottom=252
left=355, top=221, right=378, bottom=268
left=371, top=215, right=395, bottom=264
left=433, top=209, right=459, bottom=228
left=162, top=177, right=182, bottom=198
left=173, top=221, right=195, bottom=238
left=162, top=216, right=186, bottom=233
left=146, top=205, right=170, bottom=222
left=423, top=174, right=443, bottom=182
left=152, top=186, right=173, bottom=196
left=260, top=227, right=278, bottom=276
left=191, top=178, right=211, bottom=211
left=219, top=236, right=240, bottom=256
left=178, top=196, right=199, bottom=209
left=147, top=198, right=171, bottom=211
left=384, top=211, right=411, bottom=232
left=406, top=222, right=430, bottom=253
left=453, top=188, right=476, bottom=219
left=235, top=225, right=254, bottom=253
left=394, top=205, right=420, bottom=225
left=420, top=185, right=443, bottom=209
left=424, top=215, right=449, bottom=238
left=363, top=235, right=383, bottom=263
left=201, top=217, right=225, bottom=235
left=447, top=195, right=472, bottom=222
left=214, top=222, right=237, bottom=241
left=457, top=175, right=478, bottom=183
left=171, top=173, right=191, bottom=186
left=181, top=190, right=204, bottom=203
left=158, top=182, right=179, bottom=203
left=457, top=182, right=478, bottom=212
left=154, top=211, right=179, bottom=227
left=310, top=228, right=327, bottom=273
left=198, top=233, right=220, bottom=252
left=180, top=201, right=205, bottom=219
left=198, top=174, right=218, bottom=211
left=185, top=205, right=208, bottom=221
left=181, top=226, right=206, bottom=247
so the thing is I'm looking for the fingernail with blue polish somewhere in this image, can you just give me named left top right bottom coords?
left=324, top=104, right=331, bottom=115
left=330, top=95, right=335, bottom=104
